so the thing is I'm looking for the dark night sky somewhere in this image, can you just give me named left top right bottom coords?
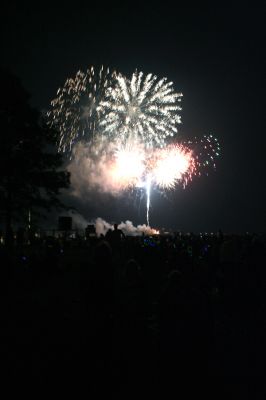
left=2, top=2, right=265, bottom=232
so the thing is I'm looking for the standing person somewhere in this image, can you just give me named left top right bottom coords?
left=110, top=224, right=125, bottom=251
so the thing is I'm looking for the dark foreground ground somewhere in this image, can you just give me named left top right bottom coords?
left=0, top=232, right=265, bottom=397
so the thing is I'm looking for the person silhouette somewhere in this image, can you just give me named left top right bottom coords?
left=110, top=224, right=125, bottom=249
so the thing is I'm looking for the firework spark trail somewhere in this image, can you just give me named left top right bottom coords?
left=145, top=174, right=152, bottom=226
left=98, top=70, right=183, bottom=148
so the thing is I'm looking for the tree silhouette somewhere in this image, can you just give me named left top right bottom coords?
left=0, top=68, right=70, bottom=243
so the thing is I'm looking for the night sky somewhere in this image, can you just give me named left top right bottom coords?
left=2, top=2, right=265, bottom=233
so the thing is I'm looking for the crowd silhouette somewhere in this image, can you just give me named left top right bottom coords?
left=0, top=226, right=265, bottom=395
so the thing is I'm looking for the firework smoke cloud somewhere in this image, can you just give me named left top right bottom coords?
left=69, top=213, right=159, bottom=236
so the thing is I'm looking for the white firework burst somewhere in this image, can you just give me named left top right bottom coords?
left=47, top=66, right=115, bottom=153
left=98, top=70, right=183, bottom=148
left=98, top=71, right=182, bottom=147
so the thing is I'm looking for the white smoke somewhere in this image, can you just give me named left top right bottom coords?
left=96, top=217, right=159, bottom=236
left=67, top=140, right=129, bottom=197
left=69, top=212, right=158, bottom=236
left=117, top=220, right=159, bottom=236
left=69, top=212, right=88, bottom=230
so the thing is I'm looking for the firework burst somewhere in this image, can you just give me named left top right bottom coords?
left=47, top=66, right=115, bottom=153
left=151, top=144, right=196, bottom=189
left=187, top=134, right=221, bottom=175
left=110, top=144, right=145, bottom=188
left=98, top=70, right=183, bottom=148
